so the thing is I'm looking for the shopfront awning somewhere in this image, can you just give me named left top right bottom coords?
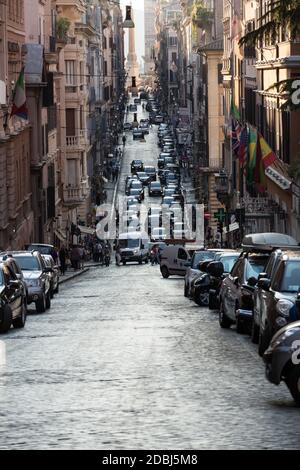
left=54, top=229, right=67, bottom=242
left=78, top=225, right=96, bottom=235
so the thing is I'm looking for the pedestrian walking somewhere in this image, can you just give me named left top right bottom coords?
left=115, top=245, right=121, bottom=266
left=103, top=190, right=107, bottom=203
left=122, top=134, right=126, bottom=146
left=70, top=245, right=81, bottom=270
left=59, top=245, right=67, bottom=275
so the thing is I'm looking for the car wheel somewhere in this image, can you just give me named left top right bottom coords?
left=161, top=266, right=169, bottom=279
left=0, top=305, right=12, bottom=333
left=285, top=365, right=300, bottom=405
left=184, top=283, right=189, bottom=297
left=251, top=320, right=259, bottom=344
left=12, top=300, right=27, bottom=329
left=46, top=292, right=51, bottom=310
left=258, top=326, right=271, bottom=357
left=195, top=290, right=209, bottom=307
left=219, top=301, right=231, bottom=329
left=36, top=294, right=46, bottom=313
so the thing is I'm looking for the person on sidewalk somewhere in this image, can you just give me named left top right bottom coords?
left=59, top=245, right=67, bottom=275
left=122, top=134, right=126, bottom=146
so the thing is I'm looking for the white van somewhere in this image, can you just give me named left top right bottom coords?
left=117, top=231, right=149, bottom=265
left=160, top=245, right=190, bottom=278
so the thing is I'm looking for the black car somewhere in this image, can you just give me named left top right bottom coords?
left=149, top=181, right=163, bottom=197
left=263, top=320, right=300, bottom=405
left=256, top=250, right=300, bottom=356
left=191, top=252, right=240, bottom=310
left=131, top=160, right=144, bottom=174
left=0, top=261, right=27, bottom=333
left=136, top=171, right=151, bottom=186
left=219, top=252, right=269, bottom=333
left=129, top=187, right=144, bottom=202
left=143, top=166, right=157, bottom=182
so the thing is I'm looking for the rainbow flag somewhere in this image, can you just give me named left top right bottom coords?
left=11, top=68, right=28, bottom=120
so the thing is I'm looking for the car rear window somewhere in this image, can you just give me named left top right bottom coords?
left=14, top=256, right=40, bottom=271
left=192, top=251, right=215, bottom=268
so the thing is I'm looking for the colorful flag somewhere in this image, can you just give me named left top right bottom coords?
left=258, top=133, right=277, bottom=169
left=11, top=67, right=28, bottom=120
left=238, top=125, right=248, bottom=165
left=254, top=133, right=267, bottom=192
left=230, top=100, right=241, bottom=121
left=246, top=126, right=257, bottom=184
left=232, top=118, right=241, bottom=156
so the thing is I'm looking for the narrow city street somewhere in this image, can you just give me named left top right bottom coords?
left=0, top=107, right=299, bottom=450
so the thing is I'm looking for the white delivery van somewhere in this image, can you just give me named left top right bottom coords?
left=117, top=231, right=150, bottom=265
left=159, top=245, right=190, bottom=278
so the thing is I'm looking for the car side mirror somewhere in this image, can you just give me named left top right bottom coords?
left=247, top=276, right=257, bottom=287
left=198, top=260, right=211, bottom=272
left=44, top=267, right=53, bottom=273
left=257, top=278, right=270, bottom=291
left=207, top=261, right=224, bottom=278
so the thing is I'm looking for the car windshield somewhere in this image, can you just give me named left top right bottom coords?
left=133, top=161, right=142, bottom=166
left=246, top=258, right=268, bottom=280
left=137, top=172, right=147, bottom=178
left=279, top=261, right=300, bottom=293
left=130, top=189, right=140, bottom=194
left=221, top=255, right=239, bottom=273
left=192, top=251, right=215, bottom=269
left=119, top=239, right=140, bottom=249
left=14, top=256, right=40, bottom=271
left=27, top=245, right=52, bottom=254
left=144, top=168, right=155, bottom=173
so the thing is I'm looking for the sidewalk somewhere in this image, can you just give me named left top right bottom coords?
left=58, top=261, right=103, bottom=285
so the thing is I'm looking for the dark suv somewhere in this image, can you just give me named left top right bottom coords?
left=131, top=160, right=144, bottom=174
left=9, top=251, right=52, bottom=313
left=256, top=250, right=300, bottom=356
left=0, top=260, right=27, bottom=333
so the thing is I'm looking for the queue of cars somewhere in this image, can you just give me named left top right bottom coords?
left=0, top=244, right=60, bottom=334
left=159, top=232, right=300, bottom=404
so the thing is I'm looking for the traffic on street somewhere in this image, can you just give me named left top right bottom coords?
left=0, top=92, right=300, bottom=450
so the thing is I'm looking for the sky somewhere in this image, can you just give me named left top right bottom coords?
left=120, top=0, right=145, bottom=70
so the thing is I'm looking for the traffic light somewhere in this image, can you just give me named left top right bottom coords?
left=217, top=221, right=223, bottom=233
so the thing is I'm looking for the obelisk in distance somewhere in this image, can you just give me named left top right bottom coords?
left=126, top=8, right=140, bottom=89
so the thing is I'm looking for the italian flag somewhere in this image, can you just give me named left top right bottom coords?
left=11, top=67, right=28, bottom=120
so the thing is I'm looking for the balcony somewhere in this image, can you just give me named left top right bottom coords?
left=63, top=185, right=85, bottom=206
left=66, top=130, right=88, bottom=150
left=222, top=57, right=231, bottom=76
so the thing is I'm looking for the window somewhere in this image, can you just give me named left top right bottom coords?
left=178, top=248, right=188, bottom=261
left=65, top=60, right=76, bottom=86
left=273, top=261, right=300, bottom=293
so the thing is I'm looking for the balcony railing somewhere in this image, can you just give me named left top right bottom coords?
left=66, top=130, right=87, bottom=148
left=63, top=186, right=84, bottom=205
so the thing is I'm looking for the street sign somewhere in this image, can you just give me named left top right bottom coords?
left=214, top=208, right=226, bottom=223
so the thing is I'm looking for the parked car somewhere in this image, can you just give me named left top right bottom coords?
left=207, top=252, right=240, bottom=309
left=131, top=160, right=144, bottom=174
left=264, top=319, right=300, bottom=405
left=149, top=181, right=163, bottom=197
left=41, top=254, right=59, bottom=298
left=160, top=245, right=190, bottom=278
left=256, top=249, right=300, bottom=356
left=0, top=260, right=27, bottom=333
left=184, top=250, right=215, bottom=297
left=219, top=252, right=270, bottom=333
left=191, top=252, right=240, bottom=307
left=25, top=243, right=55, bottom=256
left=0, top=253, right=28, bottom=298
left=7, top=251, right=52, bottom=313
